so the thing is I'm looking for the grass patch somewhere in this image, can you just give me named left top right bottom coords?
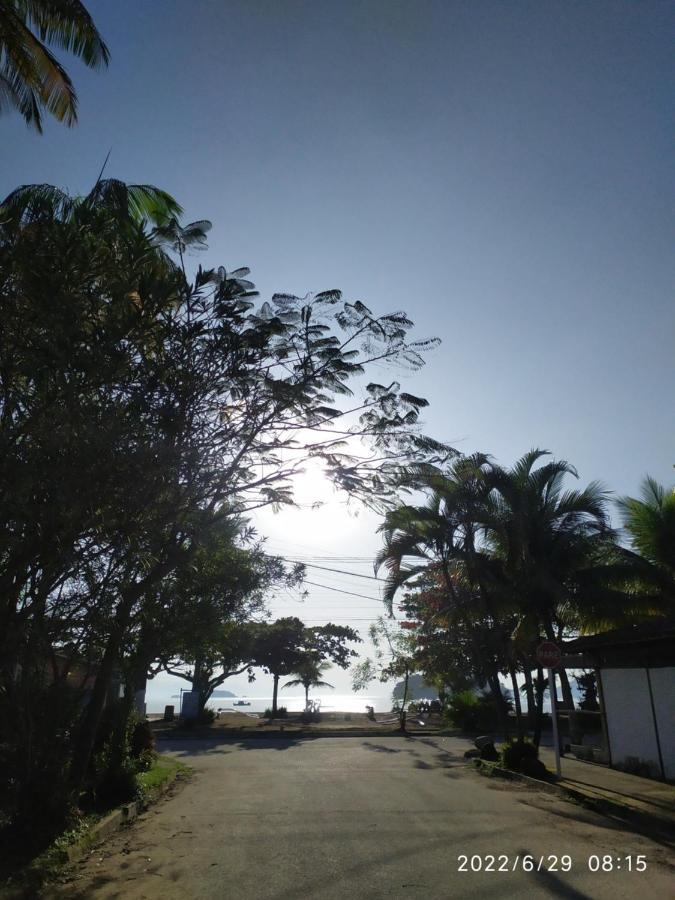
left=136, top=754, right=191, bottom=805
left=1, top=756, right=190, bottom=898
left=0, top=815, right=101, bottom=898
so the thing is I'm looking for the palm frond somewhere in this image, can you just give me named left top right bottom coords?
left=21, top=0, right=110, bottom=68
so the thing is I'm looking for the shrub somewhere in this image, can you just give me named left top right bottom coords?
left=444, top=691, right=497, bottom=732
left=198, top=707, right=216, bottom=725
left=136, top=748, right=157, bottom=772
left=130, top=719, right=155, bottom=757
left=94, top=759, right=138, bottom=810
left=520, top=756, right=551, bottom=781
left=500, top=739, right=538, bottom=772
left=263, top=707, right=287, bottom=718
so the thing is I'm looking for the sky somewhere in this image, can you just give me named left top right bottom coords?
left=2, top=1, right=673, bottom=707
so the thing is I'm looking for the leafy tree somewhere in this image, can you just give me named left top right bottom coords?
left=0, top=0, right=109, bottom=131
left=138, top=521, right=302, bottom=714
left=255, top=619, right=360, bottom=715
left=351, top=616, right=417, bottom=730
left=0, top=177, right=443, bottom=840
left=252, top=617, right=307, bottom=716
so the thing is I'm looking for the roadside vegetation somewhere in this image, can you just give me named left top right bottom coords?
left=363, top=453, right=675, bottom=755
left=2, top=0, right=673, bottom=872
left=0, top=174, right=448, bottom=868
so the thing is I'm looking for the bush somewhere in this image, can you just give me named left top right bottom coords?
left=444, top=691, right=497, bottom=732
left=520, top=756, right=551, bottom=781
left=94, top=758, right=138, bottom=810
left=130, top=719, right=155, bottom=757
left=198, top=707, right=216, bottom=725
left=263, top=707, right=287, bottom=718
left=500, top=739, right=538, bottom=772
left=136, top=748, right=157, bottom=772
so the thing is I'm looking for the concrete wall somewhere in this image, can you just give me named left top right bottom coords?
left=600, top=668, right=661, bottom=777
left=649, top=667, right=675, bottom=780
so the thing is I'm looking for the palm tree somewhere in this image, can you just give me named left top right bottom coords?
left=484, top=449, right=614, bottom=709
left=283, top=657, right=334, bottom=711
left=1, top=178, right=182, bottom=228
left=0, top=0, right=109, bottom=131
left=617, top=476, right=675, bottom=611
left=376, top=455, right=515, bottom=734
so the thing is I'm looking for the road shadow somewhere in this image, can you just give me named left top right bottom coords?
left=517, top=792, right=675, bottom=852
left=157, top=735, right=312, bottom=755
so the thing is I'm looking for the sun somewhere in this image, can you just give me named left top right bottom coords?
left=291, top=458, right=336, bottom=506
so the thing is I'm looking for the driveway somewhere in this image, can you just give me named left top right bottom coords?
left=49, top=736, right=675, bottom=899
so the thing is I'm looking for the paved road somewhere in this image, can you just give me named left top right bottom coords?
left=50, top=736, right=675, bottom=899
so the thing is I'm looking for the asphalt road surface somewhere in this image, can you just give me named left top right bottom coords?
left=49, top=736, right=675, bottom=899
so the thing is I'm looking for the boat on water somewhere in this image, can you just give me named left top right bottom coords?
left=233, top=700, right=251, bottom=706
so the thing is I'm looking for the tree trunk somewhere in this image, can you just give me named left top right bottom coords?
left=272, top=674, right=280, bottom=716
left=69, top=608, right=130, bottom=794
left=487, top=672, right=509, bottom=740
left=557, top=666, right=575, bottom=711
left=399, top=669, right=409, bottom=731
left=69, top=551, right=186, bottom=794
left=304, top=685, right=309, bottom=710
left=192, top=654, right=205, bottom=715
left=509, top=665, right=524, bottom=740
left=533, top=666, right=545, bottom=749
left=522, top=665, right=536, bottom=729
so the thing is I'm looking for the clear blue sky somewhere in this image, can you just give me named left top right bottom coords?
left=2, top=0, right=673, bottom=704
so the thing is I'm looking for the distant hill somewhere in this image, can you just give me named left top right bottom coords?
left=211, top=689, right=236, bottom=698
left=392, top=674, right=438, bottom=701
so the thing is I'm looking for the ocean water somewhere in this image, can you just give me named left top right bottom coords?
left=149, top=692, right=394, bottom=715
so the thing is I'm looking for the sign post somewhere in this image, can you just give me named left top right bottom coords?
left=536, top=641, right=562, bottom=778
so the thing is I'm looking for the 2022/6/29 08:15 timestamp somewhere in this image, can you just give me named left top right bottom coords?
left=457, top=854, right=648, bottom=873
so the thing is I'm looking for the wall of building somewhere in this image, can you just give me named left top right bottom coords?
left=600, top=668, right=661, bottom=777
left=649, top=667, right=675, bottom=780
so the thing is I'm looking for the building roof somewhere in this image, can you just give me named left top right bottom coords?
left=563, top=618, right=675, bottom=667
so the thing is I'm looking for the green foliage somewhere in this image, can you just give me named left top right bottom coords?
left=444, top=691, right=498, bottom=732
left=264, top=707, right=287, bottom=718
left=0, top=0, right=109, bottom=131
left=500, top=739, right=538, bottom=772
left=130, top=719, right=156, bottom=757
left=616, top=477, right=675, bottom=612
left=0, top=175, right=443, bottom=842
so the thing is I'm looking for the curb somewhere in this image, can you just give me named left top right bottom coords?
left=65, top=766, right=182, bottom=864
left=474, top=760, right=675, bottom=845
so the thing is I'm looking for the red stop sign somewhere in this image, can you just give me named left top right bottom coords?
left=536, top=641, right=562, bottom=668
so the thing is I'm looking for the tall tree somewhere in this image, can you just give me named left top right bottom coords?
left=0, top=0, right=108, bottom=131
left=375, top=455, right=513, bottom=732
left=351, top=616, right=418, bottom=730
left=0, top=178, right=444, bottom=834
left=485, top=450, right=614, bottom=709
left=255, top=619, right=360, bottom=716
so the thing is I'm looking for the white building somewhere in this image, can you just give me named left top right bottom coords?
left=565, top=621, right=675, bottom=781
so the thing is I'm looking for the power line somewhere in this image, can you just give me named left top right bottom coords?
left=287, top=560, right=383, bottom=582
left=303, top=579, right=384, bottom=602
